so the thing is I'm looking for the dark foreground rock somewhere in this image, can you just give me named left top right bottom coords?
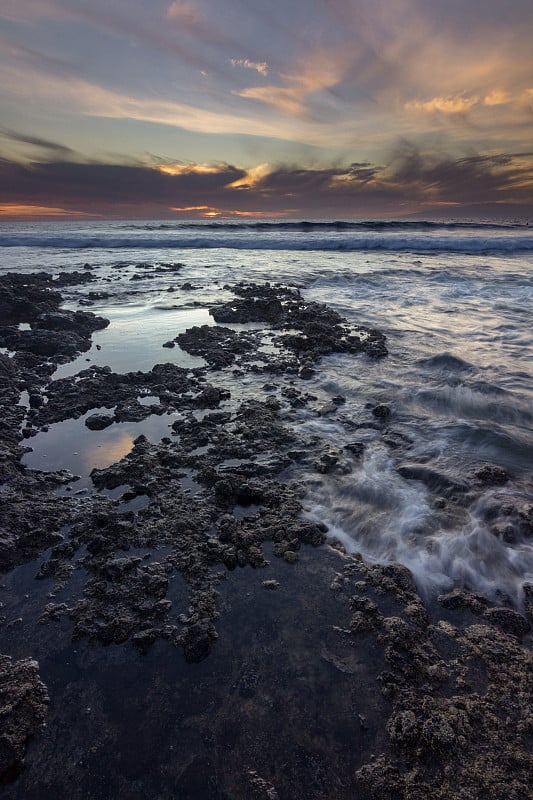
left=333, top=560, right=533, bottom=800
left=0, top=272, right=108, bottom=364
left=0, top=655, right=48, bottom=784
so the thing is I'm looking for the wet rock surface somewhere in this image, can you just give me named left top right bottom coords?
left=210, top=282, right=387, bottom=358
left=0, top=274, right=531, bottom=798
left=175, top=282, right=388, bottom=373
left=0, top=273, right=108, bottom=362
left=333, top=560, right=533, bottom=800
left=0, top=655, right=48, bottom=783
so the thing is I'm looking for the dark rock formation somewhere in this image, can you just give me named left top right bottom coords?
left=0, top=655, right=48, bottom=783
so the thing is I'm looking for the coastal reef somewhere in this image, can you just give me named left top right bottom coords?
left=0, top=272, right=531, bottom=799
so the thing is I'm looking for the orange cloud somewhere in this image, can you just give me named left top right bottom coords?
left=484, top=89, right=511, bottom=106
left=170, top=205, right=283, bottom=219
left=170, top=205, right=214, bottom=211
left=226, top=162, right=272, bottom=189
left=238, top=85, right=306, bottom=117
left=237, top=48, right=352, bottom=118
left=405, top=95, right=479, bottom=114
left=157, top=163, right=225, bottom=176
left=0, top=203, right=98, bottom=218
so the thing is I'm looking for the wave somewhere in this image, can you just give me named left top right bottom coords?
left=1, top=232, right=533, bottom=254
left=123, top=220, right=528, bottom=232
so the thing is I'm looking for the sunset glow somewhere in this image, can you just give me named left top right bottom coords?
left=170, top=205, right=286, bottom=219
left=0, top=0, right=532, bottom=219
left=0, top=204, right=99, bottom=218
left=158, top=164, right=226, bottom=177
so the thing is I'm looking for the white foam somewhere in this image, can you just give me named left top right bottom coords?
left=303, top=443, right=533, bottom=605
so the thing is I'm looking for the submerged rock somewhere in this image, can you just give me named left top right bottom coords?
left=474, top=463, right=510, bottom=485
left=396, top=462, right=469, bottom=496
left=371, top=403, right=391, bottom=419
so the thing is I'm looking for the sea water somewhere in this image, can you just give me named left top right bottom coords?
left=1, top=218, right=532, bottom=604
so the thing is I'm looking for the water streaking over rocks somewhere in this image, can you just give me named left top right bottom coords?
left=0, top=219, right=531, bottom=799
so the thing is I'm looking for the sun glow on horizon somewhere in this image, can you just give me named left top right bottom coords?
left=170, top=205, right=289, bottom=219
left=0, top=204, right=99, bottom=218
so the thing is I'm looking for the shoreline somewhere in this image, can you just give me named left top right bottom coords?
left=0, top=270, right=531, bottom=798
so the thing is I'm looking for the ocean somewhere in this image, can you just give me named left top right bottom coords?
left=2, top=218, right=532, bottom=604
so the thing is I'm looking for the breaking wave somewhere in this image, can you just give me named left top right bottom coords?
left=1, top=229, right=533, bottom=254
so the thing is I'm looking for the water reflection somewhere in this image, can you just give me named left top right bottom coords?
left=83, top=430, right=135, bottom=471
left=23, top=408, right=176, bottom=484
left=53, top=306, right=210, bottom=379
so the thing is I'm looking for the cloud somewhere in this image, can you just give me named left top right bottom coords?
left=226, top=162, right=272, bottom=189
left=0, top=0, right=228, bottom=79
left=2, top=3, right=532, bottom=166
left=330, top=163, right=382, bottom=185
left=157, top=162, right=230, bottom=177
left=405, top=96, right=479, bottom=115
left=169, top=205, right=279, bottom=218
left=0, top=65, right=288, bottom=141
left=0, top=56, right=371, bottom=149
left=230, top=58, right=268, bottom=76
left=238, top=85, right=307, bottom=117
left=405, top=87, right=532, bottom=118
left=1, top=0, right=532, bottom=217
left=0, top=156, right=246, bottom=212
left=236, top=48, right=352, bottom=118
left=483, top=89, right=511, bottom=107
left=165, top=1, right=203, bottom=28
left=0, top=127, right=75, bottom=156
left=0, top=0, right=61, bottom=22
left=384, top=142, right=533, bottom=207
left=170, top=205, right=213, bottom=212
left=0, top=203, right=97, bottom=217
left=1, top=145, right=531, bottom=219
left=163, top=0, right=222, bottom=45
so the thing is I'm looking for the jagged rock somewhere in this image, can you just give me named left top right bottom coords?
left=0, top=655, right=49, bottom=783
left=483, top=607, right=529, bottom=637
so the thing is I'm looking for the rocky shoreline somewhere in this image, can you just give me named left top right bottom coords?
left=0, top=271, right=531, bottom=798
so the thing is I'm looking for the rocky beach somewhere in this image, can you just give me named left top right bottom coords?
left=2, top=0, right=533, bottom=790
left=0, top=255, right=531, bottom=798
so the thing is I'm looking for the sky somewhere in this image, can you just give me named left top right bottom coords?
left=1, top=0, right=532, bottom=220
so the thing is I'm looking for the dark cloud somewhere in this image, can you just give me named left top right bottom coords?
left=0, top=158, right=245, bottom=213
left=386, top=142, right=533, bottom=206
left=0, top=128, right=75, bottom=157
left=343, top=163, right=382, bottom=183
left=1, top=144, right=531, bottom=218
